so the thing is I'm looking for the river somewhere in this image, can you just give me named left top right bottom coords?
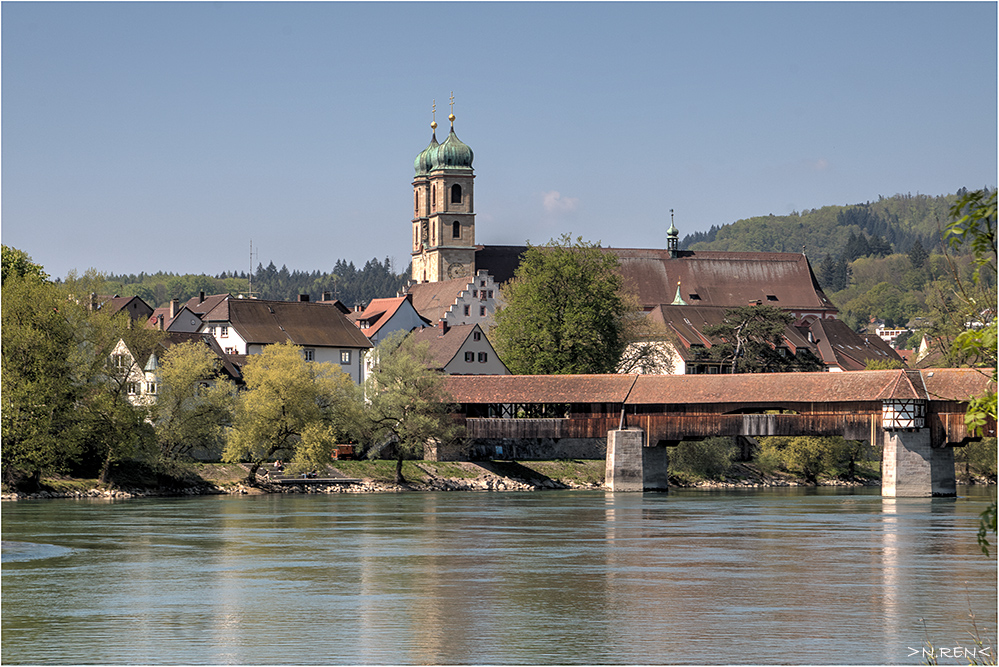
left=2, top=487, right=996, bottom=665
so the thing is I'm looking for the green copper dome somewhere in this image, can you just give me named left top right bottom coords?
left=414, top=132, right=440, bottom=176
left=432, top=129, right=473, bottom=170
left=666, top=221, right=679, bottom=239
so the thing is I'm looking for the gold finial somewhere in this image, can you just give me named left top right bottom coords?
left=448, top=91, right=455, bottom=126
left=431, top=99, right=437, bottom=131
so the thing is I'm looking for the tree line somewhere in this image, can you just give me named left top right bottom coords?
left=99, top=256, right=410, bottom=309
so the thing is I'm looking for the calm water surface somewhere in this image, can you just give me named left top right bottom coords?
left=2, top=487, right=996, bottom=665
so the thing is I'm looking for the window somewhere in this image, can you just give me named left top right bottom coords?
left=225, top=347, right=236, bottom=355
left=219, top=326, right=229, bottom=337
left=146, top=382, right=157, bottom=395
left=478, top=352, right=488, bottom=363
left=303, top=349, right=315, bottom=362
left=341, top=351, right=351, bottom=364
left=767, top=295, right=779, bottom=302
left=127, top=382, right=138, bottom=395
left=111, top=354, right=128, bottom=369
left=463, top=305, right=470, bottom=316
left=452, top=221, right=461, bottom=238
left=451, top=184, right=462, bottom=203
left=465, top=351, right=474, bottom=362
left=472, top=290, right=477, bottom=297
left=480, top=306, right=486, bottom=316
left=473, top=331, right=481, bottom=341
left=487, top=290, right=493, bottom=298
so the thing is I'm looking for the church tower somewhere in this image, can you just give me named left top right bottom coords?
left=411, top=95, right=476, bottom=283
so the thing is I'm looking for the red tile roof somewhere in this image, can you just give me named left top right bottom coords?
left=349, top=295, right=426, bottom=338
left=406, top=278, right=475, bottom=323
left=444, top=369, right=992, bottom=407
left=444, top=374, right=639, bottom=403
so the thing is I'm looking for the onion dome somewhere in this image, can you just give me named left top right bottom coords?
left=432, top=127, right=473, bottom=170
left=666, top=220, right=679, bottom=240
left=414, top=123, right=440, bottom=177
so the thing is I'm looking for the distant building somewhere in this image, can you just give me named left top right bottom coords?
left=347, top=294, right=429, bottom=347
left=408, top=322, right=509, bottom=375
left=184, top=294, right=372, bottom=383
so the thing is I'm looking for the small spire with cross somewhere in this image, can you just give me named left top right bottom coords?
left=449, top=91, right=455, bottom=127
left=431, top=99, right=437, bottom=132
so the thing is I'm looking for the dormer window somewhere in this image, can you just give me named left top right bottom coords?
left=767, top=295, right=779, bottom=302
left=688, top=293, right=701, bottom=301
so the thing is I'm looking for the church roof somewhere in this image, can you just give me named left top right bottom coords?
left=474, top=245, right=528, bottom=285
left=606, top=248, right=837, bottom=313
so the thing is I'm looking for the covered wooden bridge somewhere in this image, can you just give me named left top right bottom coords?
left=443, top=369, right=995, bottom=497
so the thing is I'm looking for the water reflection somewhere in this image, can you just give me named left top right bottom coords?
left=2, top=488, right=995, bottom=665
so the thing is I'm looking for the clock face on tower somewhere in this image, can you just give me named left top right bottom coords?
left=448, top=263, right=465, bottom=279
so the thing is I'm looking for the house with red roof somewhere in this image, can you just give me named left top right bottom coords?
left=347, top=294, right=430, bottom=347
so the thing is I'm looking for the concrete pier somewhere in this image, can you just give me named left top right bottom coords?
left=606, top=429, right=645, bottom=491
left=606, top=429, right=669, bottom=492
left=882, top=429, right=957, bottom=497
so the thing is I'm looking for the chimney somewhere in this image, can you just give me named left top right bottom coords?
left=199, top=291, right=205, bottom=303
left=354, top=304, right=363, bottom=312
left=322, top=291, right=332, bottom=302
left=298, top=294, right=310, bottom=302
left=438, top=319, right=449, bottom=335
left=169, top=299, right=179, bottom=319
left=158, top=314, right=166, bottom=331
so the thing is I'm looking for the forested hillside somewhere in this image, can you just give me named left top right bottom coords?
left=100, top=257, right=410, bottom=309
left=680, top=191, right=958, bottom=258
left=681, top=190, right=996, bottom=333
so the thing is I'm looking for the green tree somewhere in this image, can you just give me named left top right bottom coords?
left=941, top=188, right=996, bottom=556
left=364, top=331, right=463, bottom=484
left=667, top=437, right=737, bottom=482
left=153, top=340, right=236, bottom=461
left=492, top=235, right=628, bottom=374
left=224, top=342, right=360, bottom=483
left=703, top=305, right=823, bottom=373
left=2, top=244, right=48, bottom=283
left=2, top=257, right=161, bottom=486
left=2, top=257, right=84, bottom=486
left=907, top=239, right=929, bottom=269
left=756, top=436, right=871, bottom=484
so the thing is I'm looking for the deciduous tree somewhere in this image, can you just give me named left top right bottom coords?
left=224, top=342, right=360, bottom=482
left=703, top=305, right=823, bottom=373
left=364, top=331, right=463, bottom=484
left=154, top=340, right=236, bottom=461
left=493, top=234, right=628, bottom=375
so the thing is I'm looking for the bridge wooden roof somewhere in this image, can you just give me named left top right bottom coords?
left=443, top=374, right=638, bottom=404
left=444, top=369, right=992, bottom=406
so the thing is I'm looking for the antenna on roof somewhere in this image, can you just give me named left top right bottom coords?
left=248, top=239, right=259, bottom=299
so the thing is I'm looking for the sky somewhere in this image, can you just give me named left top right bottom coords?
left=2, top=2, right=996, bottom=280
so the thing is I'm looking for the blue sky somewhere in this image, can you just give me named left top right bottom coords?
left=3, top=2, right=996, bottom=280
